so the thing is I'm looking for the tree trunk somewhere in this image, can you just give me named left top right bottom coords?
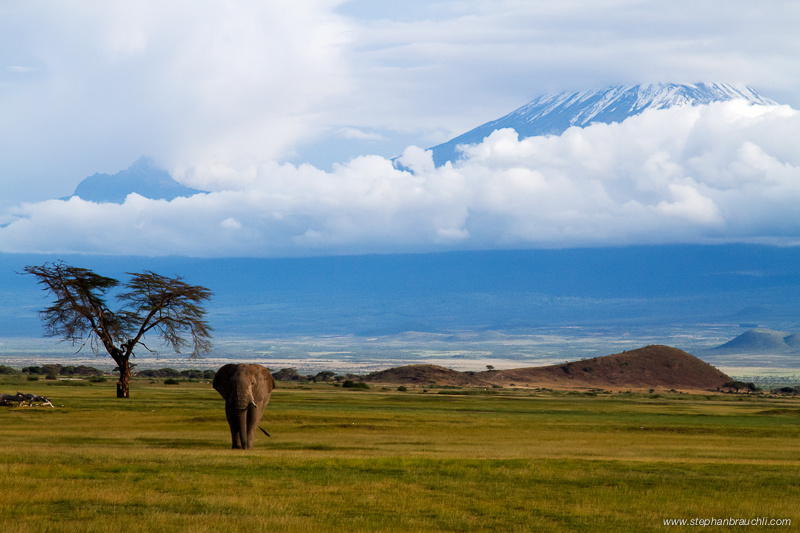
left=116, top=357, right=131, bottom=398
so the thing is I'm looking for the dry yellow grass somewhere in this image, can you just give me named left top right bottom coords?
left=1, top=378, right=798, bottom=531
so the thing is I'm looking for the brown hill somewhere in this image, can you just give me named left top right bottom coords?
left=481, top=345, right=731, bottom=390
left=363, top=364, right=492, bottom=387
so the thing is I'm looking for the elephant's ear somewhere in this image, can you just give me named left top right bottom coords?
left=258, top=365, right=276, bottom=393
left=213, top=364, right=237, bottom=397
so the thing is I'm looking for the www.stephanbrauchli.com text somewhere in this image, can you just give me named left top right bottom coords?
left=664, top=517, right=791, bottom=527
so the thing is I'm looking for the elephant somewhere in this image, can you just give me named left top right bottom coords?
left=213, top=363, right=275, bottom=449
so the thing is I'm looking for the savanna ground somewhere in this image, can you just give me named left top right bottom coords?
left=1, top=376, right=799, bottom=532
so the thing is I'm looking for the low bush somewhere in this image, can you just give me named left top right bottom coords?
left=138, top=368, right=182, bottom=378
left=342, top=380, right=369, bottom=390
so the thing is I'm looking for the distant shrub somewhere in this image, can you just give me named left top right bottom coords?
left=179, top=369, right=215, bottom=380
left=272, top=368, right=301, bottom=381
left=342, top=380, right=369, bottom=390
left=164, top=378, right=180, bottom=385
left=27, top=376, right=39, bottom=382
left=0, top=365, right=18, bottom=375
left=42, top=365, right=62, bottom=376
left=138, top=368, right=181, bottom=378
left=314, top=371, right=336, bottom=382
left=724, top=381, right=761, bottom=393
left=89, top=376, right=107, bottom=383
left=73, top=365, right=104, bottom=376
left=58, top=365, right=103, bottom=376
left=772, top=386, right=800, bottom=395
left=45, top=372, right=58, bottom=380
left=397, top=386, right=407, bottom=392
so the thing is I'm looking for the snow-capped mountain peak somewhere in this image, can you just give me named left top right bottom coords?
left=428, top=83, right=778, bottom=166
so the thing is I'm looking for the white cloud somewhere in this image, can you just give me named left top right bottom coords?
left=2, top=101, right=799, bottom=256
left=336, top=128, right=386, bottom=141
left=221, top=217, right=242, bottom=230
left=654, top=184, right=724, bottom=227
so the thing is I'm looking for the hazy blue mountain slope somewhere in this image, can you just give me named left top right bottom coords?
left=67, top=157, right=206, bottom=203
left=428, top=83, right=778, bottom=166
left=3, top=244, right=800, bottom=338
left=784, top=334, right=800, bottom=348
left=709, top=328, right=800, bottom=354
left=709, top=329, right=793, bottom=353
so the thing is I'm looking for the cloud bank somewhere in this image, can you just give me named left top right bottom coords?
left=2, top=101, right=799, bottom=257
left=3, top=1, right=800, bottom=208
left=0, top=0, right=353, bottom=204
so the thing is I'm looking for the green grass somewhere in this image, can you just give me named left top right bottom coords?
left=1, top=376, right=799, bottom=532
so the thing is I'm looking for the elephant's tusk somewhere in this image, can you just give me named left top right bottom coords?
left=250, top=401, right=258, bottom=408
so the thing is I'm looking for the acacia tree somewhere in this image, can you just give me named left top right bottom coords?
left=24, top=261, right=212, bottom=398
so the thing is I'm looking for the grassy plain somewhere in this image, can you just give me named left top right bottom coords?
left=1, top=376, right=799, bottom=532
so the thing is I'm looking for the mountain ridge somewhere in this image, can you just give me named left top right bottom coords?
left=65, top=156, right=206, bottom=204
left=428, top=83, right=779, bottom=166
left=709, top=328, right=800, bottom=355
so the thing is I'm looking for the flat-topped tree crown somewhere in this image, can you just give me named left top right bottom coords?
left=23, top=261, right=213, bottom=398
left=117, top=271, right=213, bottom=357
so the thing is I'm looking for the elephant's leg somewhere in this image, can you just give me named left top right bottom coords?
left=225, top=403, right=243, bottom=449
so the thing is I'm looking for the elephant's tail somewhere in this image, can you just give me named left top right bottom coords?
left=258, top=425, right=271, bottom=437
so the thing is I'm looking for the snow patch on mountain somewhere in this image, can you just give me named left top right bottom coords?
left=429, top=83, right=778, bottom=166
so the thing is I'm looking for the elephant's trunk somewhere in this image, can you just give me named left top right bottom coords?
left=237, top=408, right=250, bottom=449
left=230, top=383, right=254, bottom=448
left=234, top=383, right=251, bottom=411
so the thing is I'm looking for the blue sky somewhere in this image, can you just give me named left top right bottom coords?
left=1, top=0, right=799, bottom=257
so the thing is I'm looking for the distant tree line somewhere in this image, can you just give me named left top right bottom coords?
left=770, top=386, right=800, bottom=395
left=23, top=365, right=104, bottom=376
left=0, top=364, right=106, bottom=377
left=722, top=382, right=800, bottom=395
left=135, top=368, right=216, bottom=379
left=722, top=381, right=761, bottom=393
left=271, top=368, right=359, bottom=383
left=0, top=364, right=217, bottom=380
